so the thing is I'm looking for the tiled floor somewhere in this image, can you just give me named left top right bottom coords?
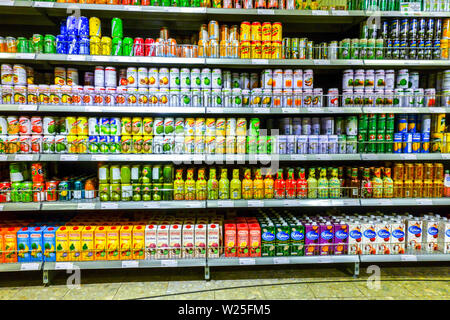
left=0, top=264, right=448, bottom=300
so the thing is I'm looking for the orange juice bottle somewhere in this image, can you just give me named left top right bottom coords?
left=132, top=225, right=145, bottom=260
left=94, top=226, right=107, bottom=260
left=81, top=226, right=95, bottom=261
left=3, top=227, right=19, bottom=263
left=68, top=226, right=82, bottom=261
left=120, top=226, right=133, bottom=260
left=107, top=226, right=120, bottom=260
left=55, top=226, right=69, bottom=262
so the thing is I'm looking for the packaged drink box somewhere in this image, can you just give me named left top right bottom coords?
left=248, top=223, right=261, bottom=257
left=156, top=224, right=169, bottom=259
left=0, top=227, right=4, bottom=264
left=132, top=225, right=145, bottom=260
left=17, top=227, right=30, bottom=263
left=119, top=226, right=133, bottom=260
left=319, top=223, right=334, bottom=256
left=348, top=222, right=363, bottom=255
left=376, top=222, right=392, bottom=255
left=290, top=222, right=305, bottom=256
left=333, top=222, right=348, bottom=255
left=80, top=226, right=94, bottom=261
left=207, top=223, right=220, bottom=258
left=55, top=226, right=69, bottom=262
left=237, top=223, right=249, bottom=257
left=275, top=224, right=290, bottom=257
left=68, top=226, right=82, bottom=262
left=423, top=220, right=439, bottom=253
left=3, top=227, right=19, bottom=263
left=304, top=222, right=319, bottom=256
left=144, top=224, right=157, bottom=260
left=29, top=226, right=43, bottom=262
left=106, top=226, right=120, bottom=261
left=390, top=221, right=406, bottom=254
left=224, top=223, right=237, bottom=257
left=406, top=219, right=423, bottom=251
left=169, top=224, right=182, bottom=259
left=182, top=223, right=195, bottom=259
left=195, top=223, right=207, bottom=258
left=438, top=220, right=450, bottom=254
left=94, top=226, right=107, bottom=261
left=362, top=222, right=377, bottom=255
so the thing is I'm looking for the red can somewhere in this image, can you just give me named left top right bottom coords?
left=267, top=0, right=278, bottom=9
left=33, top=182, right=45, bottom=202
left=0, top=182, right=11, bottom=203
left=141, top=0, right=150, bottom=5
left=144, top=38, right=155, bottom=57
left=255, top=0, right=266, bottom=8
left=46, top=181, right=58, bottom=201
left=133, top=37, right=145, bottom=56
left=31, top=162, right=44, bottom=183
left=121, top=0, right=131, bottom=4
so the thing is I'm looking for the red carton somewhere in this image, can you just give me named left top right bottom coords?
left=248, top=223, right=261, bottom=257
left=224, top=223, right=237, bottom=257
left=237, top=223, right=249, bottom=257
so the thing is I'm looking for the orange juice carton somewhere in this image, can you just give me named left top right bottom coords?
left=406, top=218, right=423, bottom=251
left=3, top=227, right=19, bottom=263
left=423, top=219, right=439, bottom=253
left=169, top=224, right=182, bottom=259
left=0, top=227, right=4, bottom=263
left=17, top=227, right=31, bottom=263
left=237, top=223, right=249, bottom=257
left=55, top=226, right=69, bottom=262
left=375, top=221, right=392, bottom=255
left=106, top=226, right=120, bottom=260
left=390, top=220, right=406, bottom=254
left=68, top=226, right=82, bottom=261
left=29, top=226, right=44, bottom=262
left=195, top=223, right=207, bottom=258
left=157, top=224, right=170, bottom=259
left=362, top=221, right=377, bottom=255
left=145, top=224, right=158, bottom=259
left=81, top=226, right=94, bottom=261
left=224, top=222, right=237, bottom=257
left=248, top=223, right=261, bottom=257
left=119, top=226, right=133, bottom=260
left=207, top=223, right=220, bottom=258
left=182, top=223, right=195, bottom=259
left=348, top=221, right=363, bottom=255
left=94, top=226, right=107, bottom=260
left=132, top=225, right=145, bottom=260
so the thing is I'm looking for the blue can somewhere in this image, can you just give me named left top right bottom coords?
left=58, top=180, right=71, bottom=201
left=108, top=136, right=121, bottom=153
left=426, top=18, right=435, bottom=39
left=79, top=36, right=90, bottom=55
left=397, top=115, right=408, bottom=133
left=88, top=135, right=99, bottom=153
left=68, top=35, right=79, bottom=55
left=400, top=39, right=408, bottom=49
left=425, top=39, right=433, bottom=49
left=422, top=132, right=430, bottom=153
left=412, top=133, right=422, bottom=153
left=408, top=114, right=417, bottom=133
left=393, top=133, right=403, bottom=153
left=287, top=135, right=296, bottom=154
left=60, top=19, right=67, bottom=36
left=402, top=133, right=413, bottom=153
left=390, top=19, right=399, bottom=38
left=56, top=34, right=68, bottom=54
left=418, top=39, right=425, bottom=48
left=73, top=180, right=85, bottom=200
left=381, top=21, right=389, bottom=38
left=435, top=19, right=442, bottom=39
left=393, top=38, right=400, bottom=49
left=99, top=135, right=109, bottom=153
left=409, top=18, right=418, bottom=38
left=77, top=16, right=89, bottom=37
left=400, top=18, right=409, bottom=38
left=66, top=16, right=78, bottom=36
left=418, top=18, right=426, bottom=38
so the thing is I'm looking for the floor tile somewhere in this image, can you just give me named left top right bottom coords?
left=63, top=283, right=121, bottom=300
left=307, top=282, right=365, bottom=298
left=13, top=285, right=70, bottom=300
left=401, top=281, right=450, bottom=297
left=355, top=281, right=417, bottom=298
left=214, top=287, right=266, bottom=300
left=0, top=288, right=21, bottom=300
left=262, top=284, right=315, bottom=300
left=113, top=282, right=168, bottom=300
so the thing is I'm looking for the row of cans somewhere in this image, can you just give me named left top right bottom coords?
left=341, top=69, right=417, bottom=90
left=279, top=116, right=358, bottom=136
left=393, top=132, right=433, bottom=154
left=376, top=18, right=445, bottom=41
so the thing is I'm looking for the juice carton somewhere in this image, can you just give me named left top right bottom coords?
left=207, top=223, right=221, bottom=258
left=182, top=223, right=195, bottom=259
left=333, top=222, right=348, bottom=255
left=423, top=219, right=439, bottom=253
left=375, top=221, right=391, bottom=255
left=120, top=226, right=133, bottom=260
left=29, top=227, right=43, bottom=262
left=362, top=222, right=377, bottom=255
left=248, top=223, right=261, bottom=257
left=348, top=221, right=363, bottom=255
left=0, top=227, right=4, bottom=263
left=304, top=222, right=320, bottom=256
left=132, top=225, right=145, bottom=260
left=236, top=223, right=249, bottom=257
left=94, top=226, right=107, bottom=260
left=224, top=223, right=237, bottom=257
left=438, top=219, right=450, bottom=253
left=17, top=227, right=31, bottom=263
left=156, top=224, right=170, bottom=259
left=290, top=222, right=305, bottom=256
left=275, top=223, right=290, bottom=257
left=390, top=220, right=406, bottom=254
left=106, top=226, right=120, bottom=261
left=195, top=223, right=207, bottom=258
left=406, top=218, right=423, bottom=251
left=260, top=223, right=275, bottom=257
left=81, top=226, right=94, bottom=261
left=145, top=224, right=158, bottom=259
left=169, top=224, right=182, bottom=259
left=68, top=226, right=82, bottom=261
left=3, top=227, right=19, bottom=263
left=319, top=222, right=334, bottom=256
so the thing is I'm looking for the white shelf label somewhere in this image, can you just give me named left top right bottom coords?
left=363, top=154, right=378, bottom=160
left=34, top=1, right=54, bottom=7
left=377, top=199, right=393, bottom=206
left=331, top=10, right=349, bottom=15
left=77, top=203, right=95, bottom=210
left=442, top=154, right=450, bottom=160
left=67, top=55, right=86, bottom=61
left=144, top=202, right=161, bottom=209
left=283, top=200, right=298, bottom=207
left=400, top=255, right=417, bottom=262
left=316, top=200, right=331, bottom=206
left=101, top=202, right=118, bottom=209
left=257, top=9, right=274, bottom=15
left=90, top=56, right=107, bottom=62
left=0, top=205, right=3, bottom=211
left=404, top=61, right=419, bottom=66
left=348, top=60, right=362, bottom=65
left=85, top=106, right=103, bottom=112
left=252, top=59, right=269, bottom=65
left=14, top=154, right=33, bottom=161
left=186, top=201, right=202, bottom=208
left=290, top=155, right=307, bottom=160
left=430, top=108, right=445, bottom=113
left=273, top=257, right=290, bottom=264
left=125, top=5, right=142, bottom=11
left=416, top=199, right=433, bottom=206
left=1, top=1, right=14, bottom=6
left=161, top=260, right=178, bottom=267
left=343, top=199, right=359, bottom=206
left=239, top=258, right=255, bottom=265
left=18, top=105, right=37, bottom=111
left=0, top=155, right=7, bottom=161
left=122, top=260, right=139, bottom=268
left=316, top=154, right=331, bottom=160
left=317, top=257, right=333, bottom=263
left=55, top=262, right=74, bottom=270
left=60, top=154, right=78, bottom=161
left=313, top=60, right=330, bottom=65
left=312, top=10, right=329, bottom=15
left=20, top=263, right=40, bottom=271
left=282, top=108, right=297, bottom=113
left=306, top=108, right=324, bottom=112
left=253, top=108, right=270, bottom=113
left=218, top=200, right=234, bottom=208
left=91, top=155, right=108, bottom=161
left=331, top=200, right=344, bottom=206
left=401, top=154, right=417, bottom=160
left=248, top=200, right=264, bottom=207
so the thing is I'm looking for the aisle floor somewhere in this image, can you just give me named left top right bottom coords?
left=0, top=264, right=449, bottom=300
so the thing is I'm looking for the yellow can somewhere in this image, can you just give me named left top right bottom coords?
left=271, top=22, right=282, bottom=42
left=236, top=136, right=246, bottom=154
left=77, top=135, right=88, bottom=154
left=431, top=133, right=443, bottom=153
left=143, top=117, right=153, bottom=136
left=89, top=17, right=102, bottom=38
left=101, top=36, right=112, bottom=56
left=442, top=39, right=449, bottom=60
left=205, top=135, right=216, bottom=154
left=271, top=41, right=282, bottom=59
left=205, top=118, right=216, bottom=136
left=445, top=133, right=450, bottom=153
left=121, top=135, right=133, bottom=153
left=142, top=135, right=153, bottom=153
left=132, top=135, right=143, bottom=154
left=261, top=22, right=272, bottom=41
left=443, top=18, right=450, bottom=39
left=433, top=114, right=446, bottom=133
left=240, top=22, right=251, bottom=42
left=215, top=135, right=225, bottom=154
left=220, top=40, right=229, bottom=58
left=76, top=117, right=88, bottom=135
left=198, top=39, right=207, bottom=58
left=236, top=118, right=247, bottom=136
left=66, top=116, right=78, bottom=135
left=90, top=36, right=102, bottom=55
left=67, top=135, right=78, bottom=153
left=251, top=41, right=262, bottom=59
left=240, top=41, right=251, bottom=59
left=121, top=117, right=132, bottom=135
left=215, top=118, right=226, bottom=136
left=262, top=41, right=272, bottom=59
left=251, top=22, right=262, bottom=42
left=131, top=117, right=143, bottom=135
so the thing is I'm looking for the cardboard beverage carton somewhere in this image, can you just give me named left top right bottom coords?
left=275, top=223, right=290, bottom=257
left=304, top=222, right=320, bottom=256
left=333, top=222, right=348, bottom=255
left=132, top=225, right=145, bottom=260
left=438, top=220, right=450, bottom=253
left=207, top=223, right=221, bottom=258
left=145, top=224, right=158, bottom=260
left=423, top=220, right=439, bottom=253
left=236, top=223, right=249, bottom=257
left=55, top=226, right=69, bottom=262
left=290, top=222, right=305, bottom=256
left=156, top=224, right=170, bottom=259
left=17, top=227, right=31, bottom=263
left=248, top=223, right=261, bottom=257
left=29, top=226, right=44, bottom=262
left=375, top=221, right=392, bottom=255
left=169, top=224, right=182, bottom=259
left=182, top=223, right=195, bottom=259
left=43, top=226, right=56, bottom=262
left=195, top=223, right=207, bottom=258
left=106, top=226, right=120, bottom=261
left=406, top=218, right=423, bottom=251
left=119, top=226, right=133, bottom=260
left=80, top=226, right=94, bottom=261
left=348, top=221, right=362, bottom=255
left=319, top=222, right=334, bottom=256
left=362, top=222, right=377, bottom=255
left=68, top=226, right=82, bottom=262
left=224, top=223, right=237, bottom=257
left=390, top=220, right=406, bottom=254
left=94, top=226, right=107, bottom=261
left=3, top=227, right=19, bottom=263
left=261, top=223, right=275, bottom=257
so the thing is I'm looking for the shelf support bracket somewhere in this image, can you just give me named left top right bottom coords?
left=204, top=264, right=210, bottom=281
left=43, top=269, right=50, bottom=286
left=353, top=261, right=360, bottom=278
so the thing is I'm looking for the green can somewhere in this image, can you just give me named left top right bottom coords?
left=358, top=114, right=368, bottom=132
left=163, top=182, right=173, bottom=201
left=257, top=136, right=267, bottom=154
left=121, top=165, right=131, bottom=184
left=141, top=165, right=152, bottom=183
left=132, top=184, right=142, bottom=201
left=142, top=183, right=152, bottom=201
left=290, top=223, right=305, bottom=256
left=152, top=165, right=163, bottom=183
left=11, top=181, right=21, bottom=202
left=366, top=38, right=376, bottom=59
left=359, top=38, right=367, bottom=59
left=110, top=183, right=121, bottom=201
left=360, top=22, right=369, bottom=39
left=44, top=34, right=56, bottom=54
left=17, top=37, right=28, bottom=54
left=249, top=118, right=260, bottom=136
left=350, top=39, right=359, bottom=60
left=32, top=34, right=44, bottom=54
left=246, top=136, right=258, bottom=154
left=385, top=130, right=394, bottom=153
left=357, top=132, right=367, bottom=153
left=21, top=181, right=32, bottom=202
left=266, top=136, right=275, bottom=154
left=112, top=37, right=123, bottom=56
left=131, top=165, right=141, bottom=184
left=190, top=0, right=200, bottom=7
left=376, top=133, right=385, bottom=153
left=152, top=0, right=162, bottom=5
left=111, top=18, right=123, bottom=39
left=122, top=37, right=134, bottom=56
left=121, top=183, right=132, bottom=201
left=163, top=165, right=173, bottom=183
left=282, top=37, right=291, bottom=59
left=375, top=38, right=384, bottom=60
left=110, top=165, right=121, bottom=184
left=275, top=223, right=290, bottom=257
left=368, top=113, right=377, bottom=131
left=367, top=130, right=377, bottom=153
left=99, top=183, right=110, bottom=201
left=152, top=183, right=162, bottom=201
left=377, top=113, right=386, bottom=132
left=386, top=114, right=395, bottom=131
left=261, top=223, right=275, bottom=257
left=340, top=39, right=350, bottom=59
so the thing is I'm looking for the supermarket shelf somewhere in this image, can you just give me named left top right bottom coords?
left=38, top=105, right=205, bottom=114
left=0, top=262, right=42, bottom=272
left=207, top=198, right=360, bottom=208
left=41, top=199, right=97, bottom=211
left=0, top=1, right=31, bottom=8
left=363, top=60, right=450, bottom=67
left=0, top=104, right=38, bottom=111
left=0, top=202, right=41, bottom=211
left=205, top=154, right=360, bottom=162
left=0, top=154, right=40, bottom=162
left=207, top=255, right=359, bottom=267
left=99, top=200, right=206, bottom=210
left=39, top=154, right=205, bottom=162
left=362, top=107, right=448, bottom=114
left=359, top=253, right=450, bottom=263
left=359, top=198, right=448, bottom=206
left=206, top=107, right=363, bottom=114
left=360, top=153, right=448, bottom=161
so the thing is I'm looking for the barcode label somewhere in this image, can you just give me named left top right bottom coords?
left=161, top=260, right=178, bottom=267
left=273, top=257, right=290, bottom=264
left=67, top=55, right=86, bottom=61
left=55, top=262, right=74, bottom=270
left=239, top=258, right=255, bottom=265
left=77, top=203, right=95, bottom=210
left=101, top=202, right=118, bottom=209
left=14, top=155, right=33, bottom=161
left=34, top=1, right=54, bottom=7
left=20, top=263, right=40, bottom=271
left=18, top=105, right=37, bottom=111
left=257, top=9, right=274, bottom=15
left=122, top=260, right=139, bottom=268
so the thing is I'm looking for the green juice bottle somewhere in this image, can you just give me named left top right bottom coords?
left=218, top=168, right=229, bottom=200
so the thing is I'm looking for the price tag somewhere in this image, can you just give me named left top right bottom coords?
left=442, top=154, right=450, bottom=160
left=239, top=258, right=255, bottom=265
left=67, top=55, right=86, bottom=61
left=161, top=260, right=178, bottom=267
left=60, top=154, right=78, bottom=161
left=218, top=200, right=234, bottom=208
left=55, top=262, right=74, bottom=270
left=20, top=263, right=40, bottom=271
left=91, top=155, right=108, bottom=161
left=14, top=154, right=33, bottom=161
left=77, top=203, right=95, bottom=210
left=400, top=255, right=417, bottom=262
left=290, top=155, right=307, bottom=160
left=317, top=257, right=333, bottom=263
left=18, top=105, right=38, bottom=111
left=282, top=108, right=297, bottom=113
left=248, top=200, right=264, bottom=207
left=416, top=199, right=433, bottom=206
left=85, top=106, right=103, bottom=112
left=125, top=5, right=142, bottom=11
left=101, top=202, right=118, bottom=210
left=186, top=201, right=202, bottom=208
left=404, top=61, right=419, bottom=66
left=34, top=1, right=54, bottom=7
left=273, top=257, right=290, bottom=264
left=257, top=9, right=274, bottom=15
left=331, top=10, right=349, bottom=16
left=377, top=199, right=393, bottom=206
left=312, top=10, right=329, bottom=15
left=348, top=60, right=362, bottom=65
left=306, top=108, right=324, bottom=113
left=331, top=200, right=344, bottom=206
left=144, top=202, right=161, bottom=209
left=122, top=260, right=139, bottom=268
left=362, top=154, right=378, bottom=160
left=0, top=155, right=7, bottom=161
left=401, top=154, right=417, bottom=160
left=0, top=205, right=3, bottom=211
left=15, top=53, right=35, bottom=60
left=283, top=200, right=299, bottom=207
left=313, top=60, right=330, bottom=65
left=316, top=155, right=331, bottom=160
left=343, top=199, right=360, bottom=206
left=253, top=108, right=270, bottom=113
left=430, top=108, right=445, bottom=113
left=252, top=59, right=269, bottom=65
left=316, top=200, right=331, bottom=206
